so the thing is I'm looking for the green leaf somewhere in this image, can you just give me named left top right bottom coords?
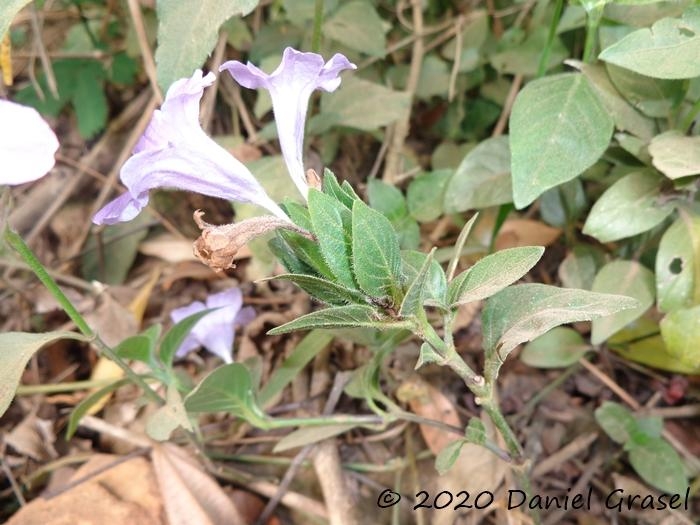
left=591, top=260, right=656, bottom=344
left=482, top=284, right=639, bottom=361
left=323, top=0, right=385, bottom=57
left=435, top=439, right=467, bottom=475
left=448, top=247, right=545, bottom=306
left=269, top=274, right=366, bottom=305
left=160, top=309, right=218, bottom=367
left=401, top=251, right=447, bottom=307
left=464, top=417, right=487, bottom=445
left=274, top=424, right=357, bottom=452
left=259, top=331, right=334, bottom=406
left=558, top=246, right=606, bottom=290
left=155, top=0, right=259, bottom=92
left=649, top=131, right=700, bottom=179
left=72, top=65, right=108, bottom=139
left=627, top=436, right=688, bottom=494
left=0, top=1, right=31, bottom=41
left=66, top=378, right=132, bottom=439
left=510, top=73, right=613, bottom=208
left=367, top=179, right=408, bottom=222
left=399, top=248, right=436, bottom=317
left=114, top=334, right=156, bottom=365
left=582, top=171, right=675, bottom=242
left=520, top=327, right=590, bottom=368
left=146, top=385, right=193, bottom=441
left=539, top=179, right=587, bottom=228
left=606, top=64, right=684, bottom=118
left=268, top=235, right=313, bottom=275
left=309, top=77, right=410, bottom=133
left=599, top=7, right=700, bottom=79
left=0, top=332, right=86, bottom=418
left=444, top=136, right=512, bottom=212
left=267, top=305, right=405, bottom=335
left=322, top=169, right=356, bottom=209
left=415, top=342, right=444, bottom=369
left=490, top=27, right=568, bottom=76
left=184, top=363, right=267, bottom=425
left=594, top=401, right=637, bottom=444
left=278, top=229, right=336, bottom=280
left=656, top=214, right=700, bottom=312
left=308, top=189, right=357, bottom=289
left=351, top=200, right=402, bottom=299
left=407, top=170, right=451, bottom=222
left=660, top=305, right=700, bottom=367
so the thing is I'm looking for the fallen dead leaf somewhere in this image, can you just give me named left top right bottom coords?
left=139, top=233, right=198, bottom=263
left=495, top=219, right=561, bottom=250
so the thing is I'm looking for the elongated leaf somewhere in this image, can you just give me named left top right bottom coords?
left=160, top=309, right=217, bottom=367
left=435, top=439, right=467, bottom=475
left=184, top=363, right=267, bottom=425
left=268, top=305, right=406, bottom=335
left=649, top=131, right=700, bottom=179
left=656, top=214, right=700, bottom=312
left=274, top=424, right=357, bottom=452
left=520, top=327, right=590, bottom=368
left=66, top=378, right=132, bottom=438
left=627, top=436, right=688, bottom=494
left=351, top=200, right=402, bottom=299
left=448, top=247, right=544, bottom=306
left=269, top=274, right=366, bottom=305
left=510, top=73, right=613, bottom=208
left=595, top=401, right=637, bottom=444
left=599, top=7, right=700, bottom=79
left=582, top=171, right=674, bottom=242
left=482, top=284, right=639, bottom=360
left=114, top=334, right=156, bottom=365
left=155, top=0, right=258, bottom=91
left=591, top=260, right=655, bottom=344
left=0, top=332, right=86, bottom=418
left=0, top=1, right=31, bottom=41
left=401, top=250, right=447, bottom=306
left=322, top=169, right=357, bottom=209
left=308, top=189, right=357, bottom=289
left=660, top=306, right=700, bottom=367
left=400, top=248, right=436, bottom=316
left=444, top=136, right=512, bottom=212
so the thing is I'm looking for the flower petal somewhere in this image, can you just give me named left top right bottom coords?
left=0, top=100, right=59, bottom=185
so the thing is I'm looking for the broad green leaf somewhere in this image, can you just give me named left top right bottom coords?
left=407, top=170, right=451, bottom=222
left=444, top=136, right=512, bottom=212
left=66, top=378, right=132, bottom=438
left=309, top=77, right=411, bottom=133
left=367, top=179, right=407, bottom=222
left=482, top=284, right=639, bottom=361
left=351, top=200, right=402, bottom=299
left=558, top=246, right=606, bottom=290
left=0, top=1, right=31, bottom=41
left=599, top=7, right=700, bottom=79
left=606, top=64, right=684, bottom=118
left=184, top=363, right=267, bottom=425
left=578, top=62, right=655, bottom=141
left=160, top=309, right=217, bottom=367
left=0, top=332, right=87, bottom=418
left=520, top=327, right=590, bottom=368
left=399, top=248, right=436, bottom=317
left=627, top=436, right=688, bottom=494
left=510, top=73, right=613, bottom=208
left=155, top=0, right=259, bottom=92
left=649, top=131, right=700, bottom=179
left=401, top=250, right=447, bottom=306
left=490, top=27, right=568, bottom=76
left=582, top=171, right=674, bottom=242
left=269, top=274, right=366, bottom=305
left=594, top=401, right=637, bottom=444
left=259, top=331, right=333, bottom=406
left=539, top=179, right=587, bottom=228
left=146, top=385, right=193, bottom=441
left=435, top=439, right=466, bottom=475
left=656, top=214, right=700, bottom=312
left=591, top=260, right=655, bottom=344
left=268, top=305, right=406, bottom=335
left=114, top=334, right=155, bottom=365
left=274, top=424, right=357, bottom=452
left=308, top=189, right=357, bottom=289
left=323, top=0, right=385, bottom=57
left=660, top=306, right=700, bottom=367
left=448, top=247, right=545, bottom=306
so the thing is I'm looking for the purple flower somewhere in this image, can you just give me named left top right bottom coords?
left=220, top=47, right=356, bottom=200
left=93, top=70, right=288, bottom=225
left=169, top=287, right=255, bottom=363
left=0, top=99, right=59, bottom=185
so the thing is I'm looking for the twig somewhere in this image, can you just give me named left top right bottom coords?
left=531, top=431, right=598, bottom=478
left=201, top=31, right=228, bottom=130
left=29, top=2, right=58, bottom=98
left=125, top=0, right=162, bottom=102
left=492, top=74, right=523, bottom=137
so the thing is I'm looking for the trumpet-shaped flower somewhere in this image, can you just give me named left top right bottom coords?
left=93, top=70, right=288, bottom=225
left=220, top=47, right=356, bottom=200
left=170, top=287, right=255, bottom=363
left=0, top=99, right=59, bottom=185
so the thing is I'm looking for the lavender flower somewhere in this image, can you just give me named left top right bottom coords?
left=0, top=99, right=58, bottom=185
left=93, top=70, right=288, bottom=225
left=170, top=287, right=255, bottom=363
left=220, top=47, right=356, bottom=200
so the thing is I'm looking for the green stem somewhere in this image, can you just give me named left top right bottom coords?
left=582, top=7, right=603, bottom=64
left=311, top=0, right=324, bottom=53
left=263, top=413, right=386, bottom=429
left=3, top=227, right=163, bottom=405
left=536, top=0, right=564, bottom=78
left=16, top=379, right=115, bottom=395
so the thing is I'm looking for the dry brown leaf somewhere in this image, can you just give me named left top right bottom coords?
left=6, top=454, right=164, bottom=525
left=495, top=219, right=561, bottom=250
left=5, top=414, right=57, bottom=461
left=396, top=375, right=461, bottom=455
left=151, top=443, right=246, bottom=525
left=139, top=234, right=198, bottom=263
